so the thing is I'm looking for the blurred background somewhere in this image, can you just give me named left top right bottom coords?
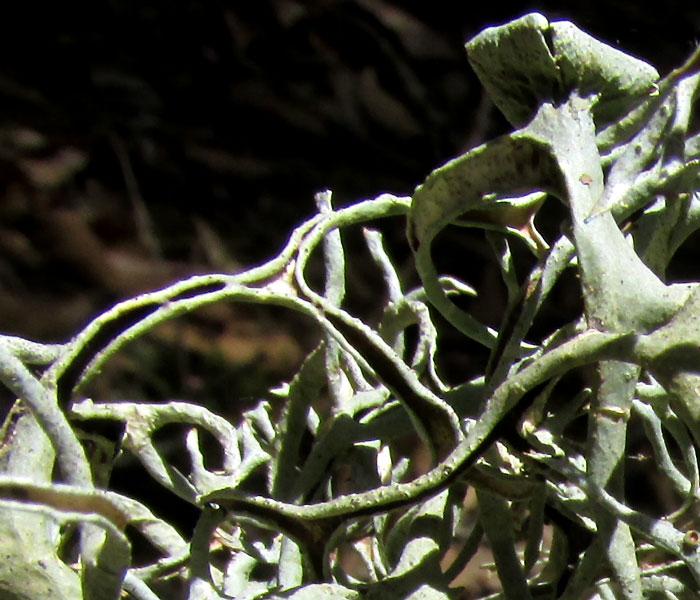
left=0, top=0, right=698, bottom=389
left=0, top=2, right=699, bottom=593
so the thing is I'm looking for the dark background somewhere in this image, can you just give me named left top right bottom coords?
left=1, top=1, right=698, bottom=348
left=2, top=0, right=699, bottom=472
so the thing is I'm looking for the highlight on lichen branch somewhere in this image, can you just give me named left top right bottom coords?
left=0, top=11, right=700, bottom=600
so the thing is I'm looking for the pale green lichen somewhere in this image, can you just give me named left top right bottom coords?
left=1, top=13, right=700, bottom=600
